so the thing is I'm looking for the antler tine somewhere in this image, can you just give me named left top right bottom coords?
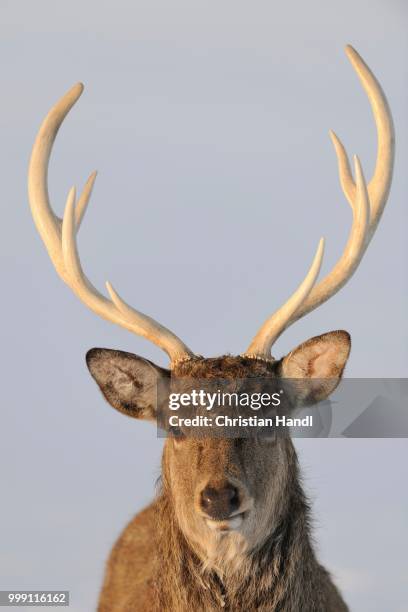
left=330, top=45, right=395, bottom=240
left=29, top=85, right=194, bottom=365
left=244, top=46, right=393, bottom=359
left=75, top=170, right=98, bottom=230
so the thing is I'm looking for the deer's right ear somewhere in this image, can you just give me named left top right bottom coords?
left=279, top=330, right=351, bottom=405
left=86, top=348, right=170, bottom=420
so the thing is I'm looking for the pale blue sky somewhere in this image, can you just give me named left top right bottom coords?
left=1, top=1, right=407, bottom=610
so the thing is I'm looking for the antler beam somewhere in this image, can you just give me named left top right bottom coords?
left=244, top=45, right=394, bottom=360
left=28, top=84, right=195, bottom=365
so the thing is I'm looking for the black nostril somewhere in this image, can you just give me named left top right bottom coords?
left=200, top=483, right=240, bottom=519
left=228, top=486, right=240, bottom=512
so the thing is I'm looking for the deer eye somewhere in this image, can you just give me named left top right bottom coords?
left=169, top=426, right=186, bottom=444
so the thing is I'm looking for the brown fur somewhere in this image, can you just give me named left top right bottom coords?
left=99, top=440, right=347, bottom=611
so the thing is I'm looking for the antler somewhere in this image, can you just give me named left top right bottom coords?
left=244, top=45, right=394, bottom=361
left=28, top=84, right=195, bottom=365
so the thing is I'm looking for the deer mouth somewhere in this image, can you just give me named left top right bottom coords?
left=205, top=512, right=245, bottom=532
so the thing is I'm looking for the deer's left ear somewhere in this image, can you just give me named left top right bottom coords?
left=280, top=330, right=351, bottom=404
left=86, top=348, right=170, bottom=420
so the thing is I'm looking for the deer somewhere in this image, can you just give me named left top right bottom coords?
left=28, top=45, right=394, bottom=611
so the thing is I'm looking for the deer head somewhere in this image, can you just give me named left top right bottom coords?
left=29, top=46, right=393, bottom=563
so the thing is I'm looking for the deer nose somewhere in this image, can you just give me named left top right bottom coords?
left=200, top=483, right=240, bottom=520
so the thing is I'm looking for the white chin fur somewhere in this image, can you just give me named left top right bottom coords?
left=206, top=514, right=244, bottom=532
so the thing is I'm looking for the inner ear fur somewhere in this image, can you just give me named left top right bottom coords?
left=86, top=348, right=170, bottom=420
left=279, top=330, right=351, bottom=405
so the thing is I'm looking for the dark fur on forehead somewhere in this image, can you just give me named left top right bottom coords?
left=172, top=355, right=278, bottom=379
